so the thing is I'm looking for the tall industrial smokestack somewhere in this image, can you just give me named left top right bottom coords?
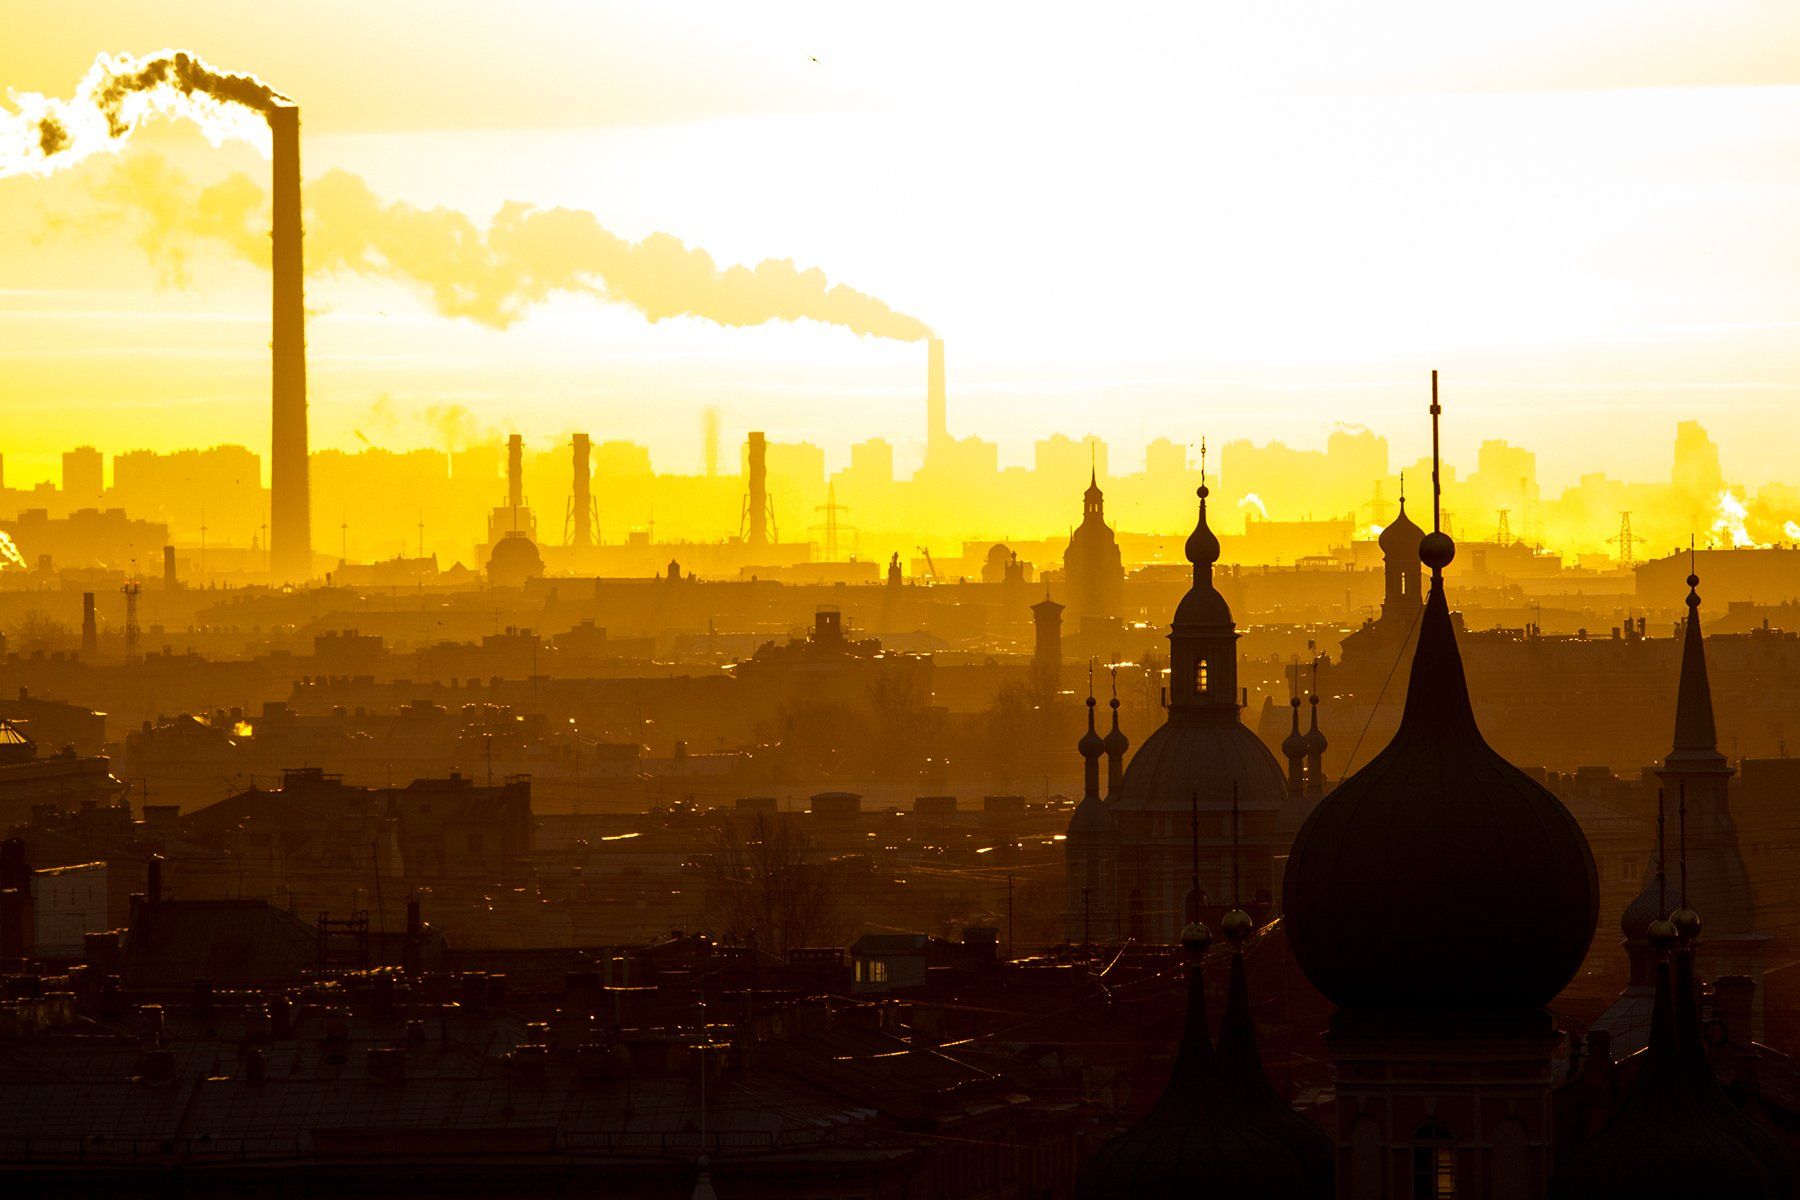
left=162, top=545, right=178, bottom=590
left=571, top=434, right=593, bottom=549
left=269, top=103, right=311, bottom=582
left=927, top=337, right=947, bottom=460
left=507, top=434, right=524, bottom=513
left=747, top=432, right=769, bottom=547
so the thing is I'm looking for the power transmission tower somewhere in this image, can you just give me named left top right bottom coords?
left=1495, top=509, right=1511, bottom=546
left=1608, top=511, right=1647, bottom=568
left=810, top=484, right=855, bottom=561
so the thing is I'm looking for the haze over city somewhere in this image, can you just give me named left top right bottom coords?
left=4, top=6, right=1800, bottom=1199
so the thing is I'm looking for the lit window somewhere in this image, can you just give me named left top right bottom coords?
left=1412, top=1121, right=1456, bottom=1199
left=871, top=960, right=889, bottom=983
left=854, top=960, right=864, bottom=983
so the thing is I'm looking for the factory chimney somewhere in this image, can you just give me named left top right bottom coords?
left=268, top=104, right=311, bottom=583
left=162, top=545, right=178, bottom=591
left=81, top=592, right=96, bottom=655
left=746, top=432, right=769, bottom=547
left=507, top=434, right=524, bottom=518
left=570, top=434, right=594, bottom=549
left=927, top=337, right=947, bottom=461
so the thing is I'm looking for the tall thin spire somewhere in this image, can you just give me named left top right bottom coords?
left=1103, top=663, right=1129, bottom=794
left=1079, top=662, right=1104, bottom=802
left=1429, top=370, right=1442, bottom=535
left=1670, top=555, right=1722, bottom=763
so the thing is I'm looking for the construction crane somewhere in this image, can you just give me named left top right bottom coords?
left=917, top=546, right=940, bottom=584
left=1608, top=511, right=1647, bottom=568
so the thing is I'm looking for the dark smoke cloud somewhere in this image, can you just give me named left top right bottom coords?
left=88, top=154, right=932, bottom=340
left=4, top=50, right=287, bottom=178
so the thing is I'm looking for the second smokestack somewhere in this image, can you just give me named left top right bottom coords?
left=571, top=434, right=593, bottom=548
left=747, top=432, right=768, bottom=547
left=268, top=103, right=311, bottom=582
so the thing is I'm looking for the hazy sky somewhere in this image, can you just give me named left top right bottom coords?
left=3, top=2, right=1798, bottom=488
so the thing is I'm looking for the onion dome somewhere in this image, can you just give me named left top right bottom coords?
left=1281, top=698, right=1306, bottom=761
left=1184, top=485, right=1222, bottom=576
left=1552, top=961, right=1785, bottom=1199
left=1104, top=696, right=1130, bottom=760
left=1377, top=496, right=1424, bottom=558
left=1078, top=920, right=1332, bottom=1199
left=1282, top=534, right=1598, bottom=1014
left=1079, top=695, right=1107, bottom=762
left=1621, top=881, right=1664, bottom=942
left=1302, top=693, right=1327, bottom=759
left=1211, top=940, right=1334, bottom=1195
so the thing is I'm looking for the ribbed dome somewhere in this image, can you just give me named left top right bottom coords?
left=1377, top=498, right=1424, bottom=557
left=1114, top=720, right=1288, bottom=814
left=1281, top=552, right=1598, bottom=1013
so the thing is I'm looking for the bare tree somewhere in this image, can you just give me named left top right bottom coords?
left=703, top=812, right=841, bottom=956
left=12, top=609, right=69, bottom=654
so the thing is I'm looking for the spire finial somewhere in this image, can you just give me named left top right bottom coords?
left=1399, top=469, right=1405, bottom=506
left=1189, top=789, right=1201, bottom=923
left=1231, top=781, right=1241, bottom=909
left=1657, top=787, right=1668, bottom=918
left=1672, top=779, right=1702, bottom=944
left=1419, top=371, right=1456, bottom=577
left=1200, top=437, right=1208, bottom=494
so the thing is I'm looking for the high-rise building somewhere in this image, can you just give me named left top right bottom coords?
left=61, top=446, right=103, bottom=504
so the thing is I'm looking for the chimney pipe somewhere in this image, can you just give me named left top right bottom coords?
left=146, top=853, right=163, bottom=907
left=747, top=432, right=769, bottom=547
left=507, top=434, right=524, bottom=513
left=268, top=104, right=312, bottom=582
left=571, top=434, right=593, bottom=549
left=162, top=545, right=177, bottom=591
left=927, top=337, right=947, bottom=458
left=81, top=592, right=96, bottom=655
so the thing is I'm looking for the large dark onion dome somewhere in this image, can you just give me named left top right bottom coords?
left=1552, top=955, right=1789, bottom=1198
left=1077, top=919, right=1332, bottom=1199
left=1113, top=485, right=1287, bottom=816
left=1282, top=532, right=1598, bottom=1013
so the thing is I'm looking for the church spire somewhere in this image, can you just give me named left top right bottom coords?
left=1670, top=548, right=1724, bottom=768
left=1079, top=663, right=1105, bottom=802
left=1103, top=665, right=1129, bottom=795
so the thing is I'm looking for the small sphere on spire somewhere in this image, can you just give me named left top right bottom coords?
left=1197, top=484, right=1210, bottom=500
left=1221, top=908, right=1254, bottom=947
left=1419, top=531, right=1455, bottom=571
left=1687, top=574, right=1699, bottom=588
left=1647, top=917, right=1679, bottom=952
left=1179, top=921, right=1212, bottom=959
left=1671, top=906, right=1702, bottom=943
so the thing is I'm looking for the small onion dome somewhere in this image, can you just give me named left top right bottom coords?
left=1620, top=881, right=1664, bottom=941
left=1552, top=963, right=1788, bottom=1200
left=1185, top=485, right=1222, bottom=569
left=1079, top=696, right=1106, bottom=761
left=1647, top=918, right=1680, bottom=953
left=1302, top=693, right=1328, bottom=757
left=1104, top=697, right=1130, bottom=759
left=1670, top=906, right=1702, bottom=944
left=1281, top=698, right=1306, bottom=761
left=1377, top=497, right=1424, bottom=557
left=1221, top=909, right=1254, bottom=947
left=1282, top=541, right=1598, bottom=1014
left=1175, top=486, right=1232, bottom=629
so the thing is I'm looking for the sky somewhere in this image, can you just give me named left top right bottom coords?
left=2, top=1, right=1799, bottom=489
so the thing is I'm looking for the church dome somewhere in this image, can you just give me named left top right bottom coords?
left=1281, top=698, right=1307, bottom=761
left=1377, top=497, right=1424, bottom=557
left=1113, top=721, right=1288, bottom=815
left=1282, top=538, right=1598, bottom=1013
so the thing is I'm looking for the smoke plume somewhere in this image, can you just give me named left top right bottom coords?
left=1, top=50, right=286, bottom=178
left=84, top=154, right=931, bottom=340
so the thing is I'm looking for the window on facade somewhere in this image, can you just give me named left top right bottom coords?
left=1195, top=658, right=1210, bottom=694
left=1412, top=1120, right=1456, bottom=1199
left=854, top=960, right=864, bottom=983
left=870, top=960, right=889, bottom=983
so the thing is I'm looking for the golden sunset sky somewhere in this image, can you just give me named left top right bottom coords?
left=2, top=1, right=1798, bottom=490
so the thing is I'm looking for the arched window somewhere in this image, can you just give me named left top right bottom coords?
left=1195, top=658, right=1210, bottom=694
left=1412, top=1120, right=1456, bottom=1199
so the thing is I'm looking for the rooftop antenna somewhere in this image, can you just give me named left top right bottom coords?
left=1677, top=780, right=1688, bottom=911
left=1189, top=789, right=1201, bottom=923
left=1656, top=787, right=1667, bottom=919
left=1430, top=370, right=1442, bottom=534
left=1230, top=780, right=1241, bottom=910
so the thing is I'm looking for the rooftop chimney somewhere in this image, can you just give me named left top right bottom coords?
left=162, top=545, right=177, bottom=590
left=927, top=337, right=947, bottom=458
left=571, top=434, right=593, bottom=549
left=747, top=432, right=769, bottom=547
left=81, top=592, right=96, bottom=655
left=507, top=434, right=524, bottom=513
left=268, top=104, right=312, bottom=583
